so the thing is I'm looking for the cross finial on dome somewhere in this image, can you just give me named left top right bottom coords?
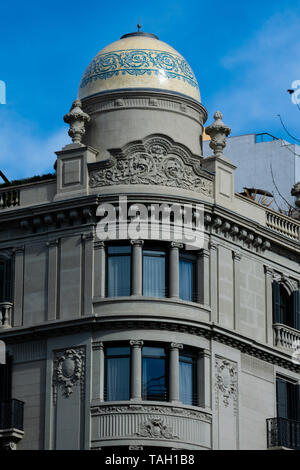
left=137, top=18, right=142, bottom=32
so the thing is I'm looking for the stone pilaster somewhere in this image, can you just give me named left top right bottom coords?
left=209, top=242, right=218, bottom=323
left=46, top=240, right=59, bottom=321
left=94, top=241, right=105, bottom=298
left=197, top=349, right=211, bottom=408
left=92, top=342, right=104, bottom=402
left=264, top=266, right=274, bottom=345
left=197, top=248, right=210, bottom=305
left=12, top=246, right=25, bottom=327
left=82, top=232, right=94, bottom=315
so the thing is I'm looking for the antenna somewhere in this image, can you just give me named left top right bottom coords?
left=137, top=18, right=142, bottom=32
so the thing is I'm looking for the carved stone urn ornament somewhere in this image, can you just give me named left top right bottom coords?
left=63, top=99, right=90, bottom=144
left=205, top=111, right=231, bottom=156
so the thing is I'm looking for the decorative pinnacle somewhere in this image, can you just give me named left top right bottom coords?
left=205, top=110, right=231, bottom=156
left=63, top=99, right=90, bottom=144
left=291, top=181, right=300, bottom=208
left=137, top=18, right=141, bottom=32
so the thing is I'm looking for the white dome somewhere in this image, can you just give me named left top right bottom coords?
left=78, top=32, right=201, bottom=102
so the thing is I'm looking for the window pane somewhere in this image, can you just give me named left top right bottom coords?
left=106, top=347, right=130, bottom=357
left=143, top=250, right=166, bottom=298
left=107, top=251, right=131, bottom=296
left=179, top=359, right=194, bottom=405
left=108, top=246, right=131, bottom=255
left=143, top=347, right=166, bottom=357
left=142, top=347, right=167, bottom=401
left=106, top=356, right=130, bottom=401
left=179, top=258, right=195, bottom=301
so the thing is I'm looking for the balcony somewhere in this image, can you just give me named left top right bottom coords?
left=0, top=302, right=13, bottom=328
left=266, top=209, right=300, bottom=241
left=0, top=399, right=25, bottom=450
left=267, top=417, right=300, bottom=450
left=273, top=323, right=300, bottom=351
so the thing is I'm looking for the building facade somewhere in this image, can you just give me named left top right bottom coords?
left=203, top=133, right=300, bottom=209
left=0, top=30, right=299, bottom=451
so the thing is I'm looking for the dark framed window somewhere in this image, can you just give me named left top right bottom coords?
left=179, top=351, right=197, bottom=406
left=0, top=258, right=12, bottom=303
left=104, top=346, right=130, bottom=401
left=106, top=245, right=131, bottom=297
left=179, top=253, right=196, bottom=302
left=273, top=281, right=300, bottom=330
left=143, top=248, right=167, bottom=298
left=276, top=376, right=300, bottom=421
left=142, top=346, right=167, bottom=401
left=0, top=354, right=12, bottom=401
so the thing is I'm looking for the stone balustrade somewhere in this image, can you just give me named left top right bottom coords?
left=273, top=323, right=300, bottom=350
left=0, top=302, right=13, bottom=328
left=266, top=209, right=300, bottom=240
left=0, top=189, right=20, bottom=210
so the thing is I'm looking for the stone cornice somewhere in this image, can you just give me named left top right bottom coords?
left=0, top=315, right=299, bottom=373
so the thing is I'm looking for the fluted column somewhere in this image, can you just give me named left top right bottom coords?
left=130, top=340, right=144, bottom=400
left=94, top=241, right=106, bottom=298
left=131, top=240, right=144, bottom=296
left=197, top=349, right=211, bottom=408
left=13, top=246, right=25, bottom=327
left=169, top=243, right=183, bottom=299
left=169, top=342, right=183, bottom=403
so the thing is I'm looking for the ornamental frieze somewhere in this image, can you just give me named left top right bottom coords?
left=79, top=50, right=199, bottom=90
left=89, top=135, right=213, bottom=196
left=136, top=418, right=178, bottom=439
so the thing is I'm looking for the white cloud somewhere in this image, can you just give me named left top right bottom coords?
left=207, top=11, right=300, bottom=134
left=0, top=110, right=69, bottom=181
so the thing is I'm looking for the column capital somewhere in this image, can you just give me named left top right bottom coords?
left=198, top=248, right=210, bottom=259
left=198, top=349, right=211, bottom=359
left=232, top=251, right=242, bottom=262
left=94, top=240, right=105, bottom=249
left=13, top=245, right=25, bottom=254
left=170, top=342, right=183, bottom=350
left=208, top=241, right=218, bottom=251
left=130, top=239, right=144, bottom=247
left=264, top=265, right=274, bottom=277
left=92, top=341, right=104, bottom=351
left=170, top=242, right=183, bottom=249
left=46, top=239, right=59, bottom=248
left=82, top=231, right=94, bottom=241
left=130, top=339, right=144, bottom=348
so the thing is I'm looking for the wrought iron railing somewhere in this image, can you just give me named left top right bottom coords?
left=267, top=417, right=300, bottom=450
left=0, top=399, right=24, bottom=431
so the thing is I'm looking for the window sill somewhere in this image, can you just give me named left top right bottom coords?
left=93, top=295, right=211, bottom=311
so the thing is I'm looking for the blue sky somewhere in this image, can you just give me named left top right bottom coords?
left=0, top=0, right=300, bottom=179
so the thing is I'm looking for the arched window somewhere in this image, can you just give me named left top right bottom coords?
left=273, top=281, right=300, bottom=329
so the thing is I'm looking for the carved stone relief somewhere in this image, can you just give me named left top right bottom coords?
left=215, top=357, right=238, bottom=412
left=89, top=135, right=213, bottom=196
left=53, top=347, right=85, bottom=404
left=136, top=418, right=178, bottom=439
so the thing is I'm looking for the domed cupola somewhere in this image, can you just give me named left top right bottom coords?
left=77, top=30, right=207, bottom=157
left=78, top=31, right=201, bottom=103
